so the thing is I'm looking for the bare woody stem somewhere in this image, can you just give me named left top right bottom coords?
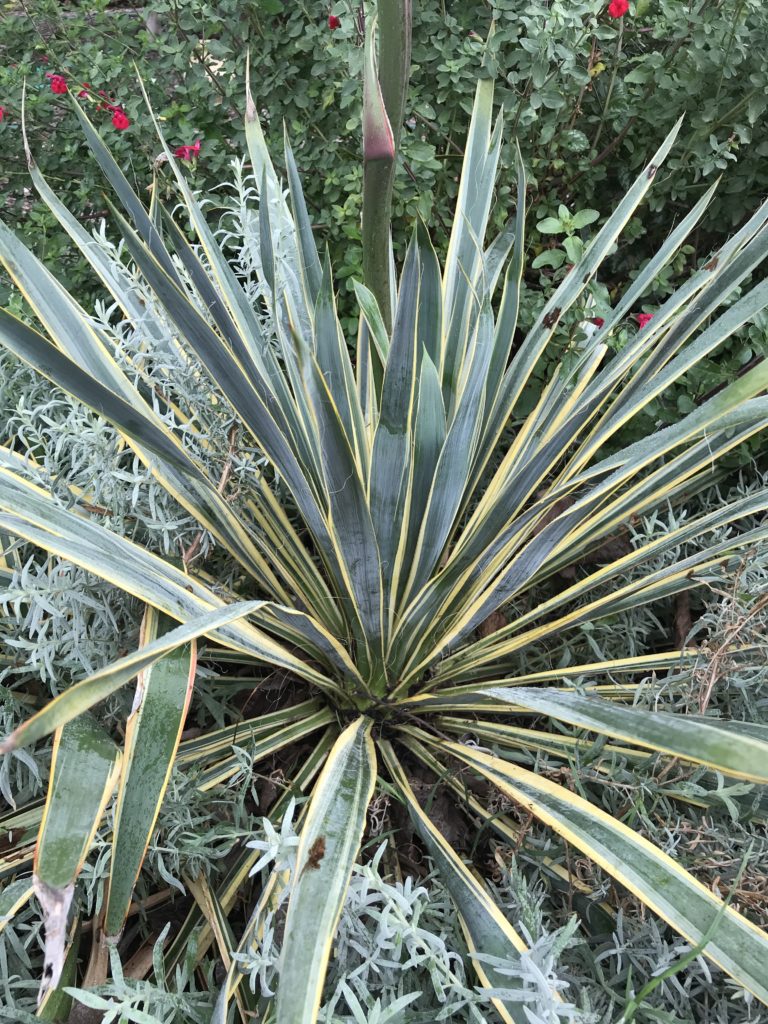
left=378, top=0, right=412, bottom=157
left=361, top=0, right=412, bottom=337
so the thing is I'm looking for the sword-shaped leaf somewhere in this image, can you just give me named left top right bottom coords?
left=441, top=77, right=503, bottom=400
left=284, top=127, right=323, bottom=303
left=465, top=687, right=768, bottom=783
left=1, top=602, right=264, bottom=754
left=104, top=609, right=198, bottom=937
left=369, top=230, right=421, bottom=605
left=0, top=470, right=339, bottom=695
left=0, top=308, right=282, bottom=593
left=275, top=718, right=375, bottom=1024
left=205, top=727, right=337, bottom=1013
left=298, top=349, right=384, bottom=676
left=314, top=254, right=368, bottom=471
left=493, top=116, right=683, bottom=433
left=194, top=707, right=335, bottom=792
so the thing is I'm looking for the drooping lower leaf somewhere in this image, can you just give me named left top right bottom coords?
left=443, top=738, right=768, bottom=1003
left=0, top=602, right=265, bottom=755
left=34, top=716, right=121, bottom=1002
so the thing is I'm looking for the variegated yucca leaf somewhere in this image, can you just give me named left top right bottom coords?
left=104, top=607, right=198, bottom=938
left=1, top=48, right=767, bottom=1021
left=276, top=719, right=375, bottom=1024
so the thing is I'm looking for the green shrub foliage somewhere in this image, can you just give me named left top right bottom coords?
left=3, top=0, right=768, bottom=444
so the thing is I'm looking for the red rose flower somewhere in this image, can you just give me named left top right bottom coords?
left=635, top=312, right=653, bottom=329
left=174, top=139, right=201, bottom=161
left=0, top=107, right=4, bottom=123
left=589, top=316, right=605, bottom=328
left=328, top=14, right=341, bottom=29
left=607, top=0, right=629, bottom=17
left=49, top=75, right=68, bottom=95
left=77, top=83, right=91, bottom=98
left=111, top=109, right=130, bottom=131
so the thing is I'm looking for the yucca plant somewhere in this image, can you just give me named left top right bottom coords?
left=1, top=18, right=768, bottom=1023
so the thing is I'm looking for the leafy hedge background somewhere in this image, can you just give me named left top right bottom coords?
left=2, top=0, right=768, bottom=447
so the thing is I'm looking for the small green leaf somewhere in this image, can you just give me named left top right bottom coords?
left=563, top=236, right=584, bottom=264
left=571, top=209, right=600, bottom=229
left=532, top=249, right=567, bottom=269
left=625, top=67, right=650, bottom=84
left=536, top=217, right=564, bottom=235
